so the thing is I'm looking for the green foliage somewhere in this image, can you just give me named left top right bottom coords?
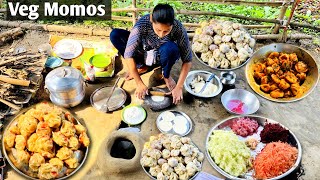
left=1, top=0, right=318, bottom=37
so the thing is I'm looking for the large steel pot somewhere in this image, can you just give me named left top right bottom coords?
left=246, top=43, right=319, bottom=102
left=45, top=66, right=85, bottom=107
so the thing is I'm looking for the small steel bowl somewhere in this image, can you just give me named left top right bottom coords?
left=220, top=71, right=236, bottom=85
left=221, top=89, right=260, bottom=115
left=184, top=70, right=223, bottom=98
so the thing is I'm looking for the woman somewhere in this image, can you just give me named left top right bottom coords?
left=110, top=4, right=192, bottom=104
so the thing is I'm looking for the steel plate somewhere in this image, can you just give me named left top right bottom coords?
left=141, top=134, right=202, bottom=180
left=156, top=110, right=193, bottom=137
left=205, top=115, right=302, bottom=180
left=2, top=102, right=89, bottom=180
left=90, top=86, right=127, bottom=112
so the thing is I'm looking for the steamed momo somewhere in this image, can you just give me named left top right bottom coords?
left=141, top=134, right=204, bottom=179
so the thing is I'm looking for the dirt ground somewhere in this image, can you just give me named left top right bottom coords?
left=1, top=29, right=320, bottom=180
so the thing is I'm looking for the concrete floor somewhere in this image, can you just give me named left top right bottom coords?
left=4, top=42, right=320, bottom=180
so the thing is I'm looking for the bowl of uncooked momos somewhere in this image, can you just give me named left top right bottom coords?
left=140, top=133, right=204, bottom=180
left=184, top=70, right=223, bottom=98
left=192, top=20, right=255, bottom=70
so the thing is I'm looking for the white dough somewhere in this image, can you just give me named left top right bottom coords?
left=123, top=106, right=144, bottom=124
left=173, top=116, right=188, bottom=126
left=161, top=111, right=176, bottom=122
left=151, top=95, right=165, bottom=102
left=158, top=120, right=173, bottom=132
left=173, top=123, right=188, bottom=135
left=190, top=75, right=218, bottom=96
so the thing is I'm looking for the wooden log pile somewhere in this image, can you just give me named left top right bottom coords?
left=0, top=30, right=46, bottom=114
left=0, top=27, right=24, bottom=46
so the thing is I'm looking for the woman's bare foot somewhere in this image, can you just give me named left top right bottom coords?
left=125, top=66, right=148, bottom=81
left=164, top=76, right=176, bottom=91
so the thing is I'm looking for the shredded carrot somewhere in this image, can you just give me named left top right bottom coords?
left=253, top=142, right=298, bottom=179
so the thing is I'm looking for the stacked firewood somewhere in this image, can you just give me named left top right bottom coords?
left=0, top=28, right=46, bottom=115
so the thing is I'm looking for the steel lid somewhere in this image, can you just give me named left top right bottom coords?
left=45, top=66, right=83, bottom=92
left=90, top=86, right=127, bottom=112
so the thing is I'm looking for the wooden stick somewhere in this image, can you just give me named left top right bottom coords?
left=183, top=23, right=275, bottom=29
left=177, top=10, right=281, bottom=24
left=290, top=22, right=320, bottom=31
left=46, top=25, right=93, bottom=35
left=252, top=33, right=312, bottom=40
left=0, top=98, right=20, bottom=110
left=273, top=0, right=290, bottom=34
left=0, top=27, right=23, bottom=39
left=111, top=16, right=133, bottom=21
left=149, top=91, right=168, bottom=97
left=243, top=25, right=275, bottom=29
left=188, top=33, right=313, bottom=39
left=176, top=0, right=286, bottom=7
left=132, top=0, right=137, bottom=24
left=111, top=8, right=148, bottom=12
left=0, top=75, right=30, bottom=86
left=0, top=27, right=24, bottom=45
left=112, top=9, right=281, bottom=24
left=0, top=54, right=41, bottom=66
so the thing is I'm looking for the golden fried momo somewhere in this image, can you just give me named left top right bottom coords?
left=52, top=131, right=68, bottom=147
left=29, top=153, right=45, bottom=172
left=60, top=120, right=76, bottom=137
left=56, top=147, right=73, bottom=160
left=15, top=135, right=26, bottom=150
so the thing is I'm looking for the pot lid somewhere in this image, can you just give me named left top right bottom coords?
left=90, top=86, right=127, bottom=112
left=45, top=66, right=83, bottom=91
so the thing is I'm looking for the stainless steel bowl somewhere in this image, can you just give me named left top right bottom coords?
left=205, top=115, right=302, bottom=180
left=246, top=43, right=319, bottom=102
left=221, top=89, right=260, bottom=115
left=184, top=70, right=223, bottom=98
left=141, top=135, right=202, bottom=180
left=2, top=103, right=89, bottom=180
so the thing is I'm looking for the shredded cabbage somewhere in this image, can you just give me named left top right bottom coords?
left=208, top=130, right=251, bottom=177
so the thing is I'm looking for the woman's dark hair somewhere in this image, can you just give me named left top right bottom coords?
left=152, top=4, right=175, bottom=25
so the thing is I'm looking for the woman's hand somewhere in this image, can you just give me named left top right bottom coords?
left=135, top=83, right=149, bottom=99
left=167, top=86, right=183, bottom=104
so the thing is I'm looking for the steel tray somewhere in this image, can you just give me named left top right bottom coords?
left=205, top=115, right=302, bottom=180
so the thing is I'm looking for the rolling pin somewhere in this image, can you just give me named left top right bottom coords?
left=0, top=75, right=30, bottom=86
left=149, top=91, right=171, bottom=97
